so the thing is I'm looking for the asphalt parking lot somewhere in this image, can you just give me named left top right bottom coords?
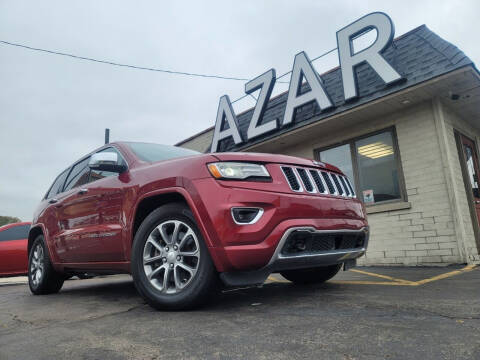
left=0, top=266, right=479, bottom=360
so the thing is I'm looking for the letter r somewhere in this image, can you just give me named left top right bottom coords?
left=337, top=12, right=402, bottom=101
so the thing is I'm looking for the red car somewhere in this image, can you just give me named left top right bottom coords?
left=28, top=142, right=368, bottom=309
left=0, top=222, right=31, bottom=277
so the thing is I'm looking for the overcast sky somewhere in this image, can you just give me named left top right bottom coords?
left=1, top=0, right=479, bottom=221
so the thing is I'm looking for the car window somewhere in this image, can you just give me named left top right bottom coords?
left=63, top=157, right=91, bottom=192
left=0, top=224, right=30, bottom=242
left=89, top=147, right=127, bottom=183
left=46, top=169, right=70, bottom=199
left=127, top=142, right=200, bottom=163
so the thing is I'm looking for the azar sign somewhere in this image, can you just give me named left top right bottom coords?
left=211, top=12, right=402, bottom=152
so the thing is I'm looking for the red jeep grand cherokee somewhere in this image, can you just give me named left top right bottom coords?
left=28, top=142, right=368, bottom=309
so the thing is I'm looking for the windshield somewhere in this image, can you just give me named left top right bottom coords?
left=127, top=142, right=200, bottom=163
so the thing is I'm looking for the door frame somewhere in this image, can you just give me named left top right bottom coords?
left=454, top=129, right=480, bottom=253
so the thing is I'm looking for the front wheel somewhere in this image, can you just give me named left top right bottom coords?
left=28, top=235, right=64, bottom=294
left=280, top=264, right=342, bottom=284
left=131, top=203, right=219, bottom=310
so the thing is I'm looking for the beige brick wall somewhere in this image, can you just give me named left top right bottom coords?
left=178, top=129, right=213, bottom=153
left=361, top=103, right=459, bottom=265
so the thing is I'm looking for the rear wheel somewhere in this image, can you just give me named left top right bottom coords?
left=280, top=264, right=342, bottom=284
left=28, top=235, right=64, bottom=294
left=131, top=203, right=218, bottom=310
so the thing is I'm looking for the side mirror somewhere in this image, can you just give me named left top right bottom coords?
left=89, top=152, right=127, bottom=173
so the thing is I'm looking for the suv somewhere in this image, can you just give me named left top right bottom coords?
left=28, top=142, right=368, bottom=309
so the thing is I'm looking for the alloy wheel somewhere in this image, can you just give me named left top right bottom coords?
left=143, top=220, right=200, bottom=294
left=30, top=243, right=45, bottom=287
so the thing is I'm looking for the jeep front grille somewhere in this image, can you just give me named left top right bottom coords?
left=281, top=166, right=355, bottom=198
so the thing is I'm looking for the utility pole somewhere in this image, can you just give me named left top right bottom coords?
left=105, top=128, right=110, bottom=144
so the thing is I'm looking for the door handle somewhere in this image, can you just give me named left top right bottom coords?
left=78, top=188, right=88, bottom=195
left=48, top=198, right=58, bottom=204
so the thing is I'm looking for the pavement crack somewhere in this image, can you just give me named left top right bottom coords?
left=416, top=308, right=480, bottom=321
left=0, top=304, right=146, bottom=337
left=9, top=313, right=36, bottom=327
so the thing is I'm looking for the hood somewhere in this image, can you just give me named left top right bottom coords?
left=212, top=152, right=342, bottom=173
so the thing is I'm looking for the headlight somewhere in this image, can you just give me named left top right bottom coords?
left=207, top=162, right=271, bottom=180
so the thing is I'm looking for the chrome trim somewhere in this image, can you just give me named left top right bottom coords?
left=305, top=169, right=319, bottom=193
left=280, top=165, right=357, bottom=199
left=296, top=168, right=316, bottom=193
left=316, top=170, right=329, bottom=195
left=326, top=172, right=340, bottom=196
left=341, top=176, right=354, bottom=198
left=333, top=173, right=346, bottom=196
left=267, top=226, right=369, bottom=267
left=281, top=166, right=304, bottom=192
left=330, top=173, right=343, bottom=196
left=89, top=152, right=118, bottom=167
left=319, top=171, right=334, bottom=195
left=231, top=207, right=264, bottom=225
left=345, top=177, right=356, bottom=198
left=338, top=176, right=350, bottom=197
left=309, top=169, right=325, bottom=194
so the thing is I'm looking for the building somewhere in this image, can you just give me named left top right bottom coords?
left=177, top=24, right=480, bottom=266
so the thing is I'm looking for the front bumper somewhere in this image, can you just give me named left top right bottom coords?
left=188, top=178, right=368, bottom=274
left=219, top=226, right=369, bottom=287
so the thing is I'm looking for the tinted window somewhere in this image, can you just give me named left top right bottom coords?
left=89, top=147, right=126, bottom=182
left=319, top=129, right=403, bottom=205
left=46, top=169, right=70, bottom=199
left=127, top=142, right=200, bottom=163
left=64, top=157, right=91, bottom=192
left=355, top=131, right=401, bottom=203
left=0, top=224, right=30, bottom=242
left=320, top=144, right=355, bottom=187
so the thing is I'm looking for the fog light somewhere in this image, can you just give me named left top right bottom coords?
left=231, top=207, right=264, bottom=225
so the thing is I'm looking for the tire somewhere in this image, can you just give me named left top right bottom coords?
left=131, top=203, right=219, bottom=310
left=280, top=264, right=342, bottom=284
left=28, top=235, right=64, bottom=294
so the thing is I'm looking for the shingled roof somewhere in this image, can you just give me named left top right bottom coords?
left=181, top=25, right=474, bottom=152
